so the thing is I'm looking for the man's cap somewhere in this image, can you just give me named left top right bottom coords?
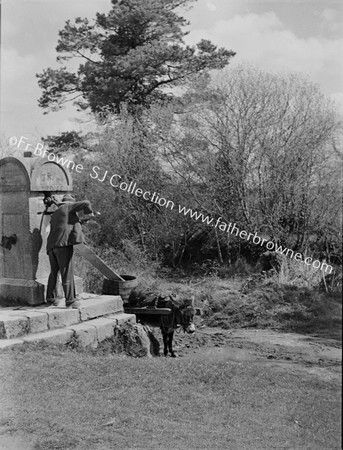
left=61, top=194, right=76, bottom=202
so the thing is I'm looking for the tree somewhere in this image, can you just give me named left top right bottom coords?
left=37, top=0, right=235, bottom=116
left=42, top=131, right=85, bottom=150
left=149, top=65, right=342, bottom=261
left=71, top=107, right=180, bottom=265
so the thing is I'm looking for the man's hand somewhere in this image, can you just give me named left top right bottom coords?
left=80, top=211, right=100, bottom=224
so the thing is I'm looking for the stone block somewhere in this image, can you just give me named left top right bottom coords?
left=88, top=317, right=116, bottom=342
left=14, top=311, right=48, bottom=333
left=68, top=323, right=98, bottom=348
left=46, top=308, right=80, bottom=330
left=96, top=317, right=117, bottom=342
left=113, top=322, right=153, bottom=357
left=79, top=296, right=123, bottom=321
left=0, top=314, right=29, bottom=339
left=78, top=293, right=99, bottom=300
left=22, top=328, right=74, bottom=346
left=0, top=338, right=25, bottom=350
left=0, top=278, right=45, bottom=306
left=0, top=309, right=30, bottom=316
left=107, top=313, right=136, bottom=325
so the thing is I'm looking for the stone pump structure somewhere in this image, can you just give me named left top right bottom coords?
left=0, top=153, right=76, bottom=305
left=0, top=153, right=145, bottom=352
left=0, top=152, right=135, bottom=309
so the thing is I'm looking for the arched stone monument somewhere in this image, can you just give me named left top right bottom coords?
left=0, top=154, right=82, bottom=305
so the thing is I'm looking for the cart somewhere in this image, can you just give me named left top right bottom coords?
left=123, top=306, right=172, bottom=316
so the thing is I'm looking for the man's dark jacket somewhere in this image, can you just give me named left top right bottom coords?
left=47, top=201, right=93, bottom=253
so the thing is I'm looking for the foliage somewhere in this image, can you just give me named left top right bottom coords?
left=0, top=135, right=31, bottom=159
left=66, top=64, right=342, bottom=270
left=37, top=0, right=235, bottom=115
left=72, top=106, right=215, bottom=268
left=263, top=254, right=325, bottom=288
left=206, top=279, right=342, bottom=337
left=42, top=131, right=85, bottom=150
left=149, top=65, right=342, bottom=264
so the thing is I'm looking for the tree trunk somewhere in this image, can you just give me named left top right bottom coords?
left=214, top=227, right=224, bottom=264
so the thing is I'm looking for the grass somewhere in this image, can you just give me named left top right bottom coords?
left=73, top=243, right=342, bottom=341
left=204, top=279, right=341, bottom=338
left=0, top=344, right=341, bottom=450
left=3, top=253, right=339, bottom=449
left=131, top=270, right=342, bottom=341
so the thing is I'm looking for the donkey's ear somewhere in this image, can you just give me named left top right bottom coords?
left=191, top=295, right=195, bottom=306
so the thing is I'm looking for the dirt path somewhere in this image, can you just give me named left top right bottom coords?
left=169, top=326, right=342, bottom=382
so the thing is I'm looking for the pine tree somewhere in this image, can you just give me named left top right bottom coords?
left=37, top=0, right=235, bottom=115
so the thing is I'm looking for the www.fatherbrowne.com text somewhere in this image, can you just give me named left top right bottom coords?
left=178, top=206, right=333, bottom=274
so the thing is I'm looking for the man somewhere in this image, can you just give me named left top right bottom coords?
left=46, top=194, right=94, bottom=308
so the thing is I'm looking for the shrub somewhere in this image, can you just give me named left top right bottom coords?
left=204, top=277, right=341, bottom=337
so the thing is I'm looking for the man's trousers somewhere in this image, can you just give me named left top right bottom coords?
left=47, top=246, right=76, bottom=304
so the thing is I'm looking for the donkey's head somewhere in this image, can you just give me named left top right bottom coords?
left=178, top=296, right=196, bottom=334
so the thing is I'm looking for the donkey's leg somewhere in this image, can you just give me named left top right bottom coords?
left=169, top=331, right=177, bottom=357
left=162, top=331, right=169, bottom=356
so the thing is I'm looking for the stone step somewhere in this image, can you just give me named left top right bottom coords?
left=0, top=312, right=136, bottom=350
left=0, top=294, right=124, bottom=339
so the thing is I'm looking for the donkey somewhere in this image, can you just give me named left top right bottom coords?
left=127, top=291, right=196, bottom=357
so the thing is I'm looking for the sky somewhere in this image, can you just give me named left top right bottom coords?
left=1, top=0, right=342, bottom=142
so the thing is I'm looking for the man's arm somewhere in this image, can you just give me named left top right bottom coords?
left=68, top=200, right=93, bottom=215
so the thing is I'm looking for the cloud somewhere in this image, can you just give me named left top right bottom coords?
left=2, top=2, right=342, bottom=137
left=0, top=47, right=83, bottom=137
left=0, top=0, right=111, bottom=137
left=206, top=1, right=217, bottom=12
left=319, top=8, right=343, bottom=36
left=1, top=48, right=40, bottom=113
left=187, top=11, right=343, bottom=97
left=321, top=8, right=336, bottom=22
